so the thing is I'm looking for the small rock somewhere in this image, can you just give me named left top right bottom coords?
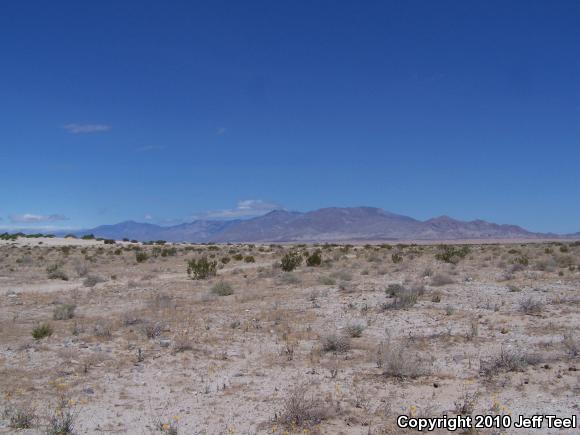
left=159, top=338, right=171, bottom=348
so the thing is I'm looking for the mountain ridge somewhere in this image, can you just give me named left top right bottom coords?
left=56, top=207, right=578, bottom=242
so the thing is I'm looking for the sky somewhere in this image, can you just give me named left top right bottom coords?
left=1, top=1, right=579, bottom=233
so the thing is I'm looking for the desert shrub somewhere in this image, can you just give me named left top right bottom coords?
left=142, top=321, right=163, bottom=339
left=232, top=253, right=244, bottom=261
left=279, top=386, right=326, bottom=428
left=83, top=274, right=106, bottom=287
left=220, top=256, right=231, bottom=264
left=211, top=281, right=234, bottom=296
left=93, top=321, right=113, bottom=338
left=454, top=391, right=479, bottom=417
left=32, top=323, right=53, bottom=340
left=381, top=344, right=429, bottom=379
left=186, top=256, right=217, bottom=280
left=386, top=283, right=405, bottom=297
left=382, top=288, right=418, bottom=310
left=53, top=304, right=76, bottom=320
left=321, top=333, right=351, bottom=353
left=391, top=253, right=403, bottom=263
left=135, top=251, right=148, bottom=263
left=244, top=255, right=255, bottom=263
left=306, top=250, right=322, bottom=267
left=560, top=245, right=569, bottom=253
left=318, top=275, right=335, bottom=286
left=513, top=256, right=529, bottom=266
left=280, top=251, right=302, bottom=272
left=279, top=272, right=301, bottom=285
left=562, top=333, right=579, bottom=357
left=172, top=333, right=193, bottom=353
left=161, top=247, right=177, bottom=257
left=344, top=322, right=366, bottom=338
left=3, top=405, right=36, bottom=429
left=47, top=264, right=68, bottom=281
left=81, top=234, right=95, bottom=240
left=435, top=245, right=470, bottom=264
left=507, top=284, right=521, bottom=292
left=519, top=297, right=543, bottom=315
left=480, top=348, right=542, bottom=377
left=47, top=398, right=76, bottom=435
left=430, top=273, right=454, bottom=286
left=331, top=270, right=352, bottom=281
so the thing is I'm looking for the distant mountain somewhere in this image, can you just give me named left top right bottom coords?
left=62, top=207, right=576, bottom=243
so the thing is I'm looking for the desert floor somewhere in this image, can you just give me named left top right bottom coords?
left=0, top=238, right=578, bottom=434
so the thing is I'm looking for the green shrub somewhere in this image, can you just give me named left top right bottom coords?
left=232, top=253, right=244, bottom=261
left=220, top=256, right=231, bottom=264
left=186, top=256, right=217, bottom=280
left=281, top=251, right=302, bottom=272
left=306, top=250, right=322, bottom=267
left=435, top=245, right=470, bottom=264
left=32, top=323, right=53, bottom=340
left=244, top=255, right=255, bottom=263
left=135, top=252, right=149, bottom=263
left=391, top=253, right=403, bottom=263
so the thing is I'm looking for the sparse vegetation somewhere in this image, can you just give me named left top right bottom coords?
left=186, top=256, right=217, bottom=279
left=32, top=323, right=53, bottom=339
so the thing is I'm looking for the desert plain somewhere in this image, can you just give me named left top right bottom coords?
left=0, top=237, right=579, bottom=434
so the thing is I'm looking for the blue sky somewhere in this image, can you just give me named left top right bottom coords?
left=1, top=1, right=579, bottom=233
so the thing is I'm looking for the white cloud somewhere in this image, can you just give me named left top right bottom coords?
left=194, top=199, right=282, bottom=219
left=9, top=213, right=69, bottom=223
left=63, top=123, right=111, bottom=134
left=144, top=214, right=153, bottom=220
left=216, top=127, right=226, bottom=135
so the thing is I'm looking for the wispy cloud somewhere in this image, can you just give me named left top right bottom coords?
left=63, top=123, right=111, bottom=134
left=216, top=127, right=227, bottom=136
left=9, top=213, right=69, bottom=223
left=194, top=199, right=282, bottom=219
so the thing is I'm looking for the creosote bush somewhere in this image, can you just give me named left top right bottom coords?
left=186, top=256, right=217, bottom=280
left=135, top=251, right=149, bottom=263
left=306, top=250, right=322, bottom=267
left=280, top=251, right=302, bottom=272
left=435, top=245, right=470, bottom=264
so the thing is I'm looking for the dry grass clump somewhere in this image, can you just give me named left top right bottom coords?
left=380, top=344, right=430, bottom=379
left=143, top=320, right=164, bottom=339
left=562, top=332, right=578, bottom=357
left=318, top=275, right=336, bottom=286
left=344, top=322, right=366, bottom=338
left=321, top=333, right=351, bottom=353
left=519, top=296, right=543, bottom=315
left=47, top=398, right=77, bottom=435
left=278, top=272, right=301, bottom=285
left=480, top=347, right=542, bottom=378
left=47, top=264, right=68, bottom=280
left=278, top=386, right=327, bottom=428
left=172, top=332, right=194, bottom=353
left=383, top=284, right=421, bottom=310
left=211, top=281, right=234, bottom=296
left=32, top=323, right=53, bottom=340
left=53, top=303, right=76, bottom=320
left=3, top=405, right=36, bottom=429
left=430, top=273, right=454, bottom=286
left=83, top=274, right=106, bottom=287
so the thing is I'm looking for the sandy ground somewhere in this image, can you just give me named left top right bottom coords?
left=0, top=238, right=578, bottom=434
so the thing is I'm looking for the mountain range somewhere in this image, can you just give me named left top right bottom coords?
left=61, top=207, right=577, bottom=243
